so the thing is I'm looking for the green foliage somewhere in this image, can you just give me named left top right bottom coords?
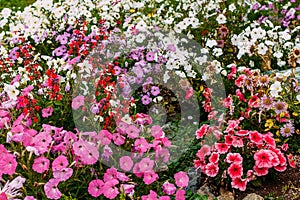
left=0, top=0, right=36, bottom=10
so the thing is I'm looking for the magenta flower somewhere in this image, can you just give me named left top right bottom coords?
left=32, top=156, right=50, bottom=173
left=228, top=163, right=243, bottom=178
left=174, top=171, right=189, bottom=188
left=150, top=86, right=160, bottom=96
left=42, top=107, right=53, bottom=118
left=44, top=178, right=62, bottom=200
left=126, top=125, right=140, bottom=139
left=254, top=150, right=274, bottom=168
left=141, top=94, right=151, bottom=105
left=83, top=144, right=99, bottom=165
left=53, top=168, right=73, bottom=181
left=112, top=133, right=125, bottom=146
left=146, top=51, right=155, bottom=61
left=143, top=171, right=158, bottom=185
left=134, top=138, right=150, bottom=153
left=162, top=182, right=176, bottom=195
left=160, top=196, right=171, bottom=200
left=52, top=155, right=68, bottom=171
left=142, top=190, right=157, bottom=200
left=176, top=189, right=186, bottom=200
left=0, top=154, right=17, bottom=175
left=103, top=168, right=117, bottom=182
left=33, top=132, right=52, bottom=154
left=24, top=196, right=37, bottom=200
left=96, top=130, right=112, bottom=145
left=71, top=95, right=85, bottom=110
left=103, top=179, right=119, bottom=199
left=119, top=156, right=133, bottom=171
left=88, top=179, right=104, bottom=198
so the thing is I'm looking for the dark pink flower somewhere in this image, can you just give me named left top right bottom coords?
left=103, top=179, right=119, bottom=199
left=249, top=131, right=263, bottom=144
left=32, top=156, right=50, bottom=173
left=195, top=124, right=208, bottom=139
left=208, top=152, right=219, bottom=164
left=0, top=153, right=17, bottom=175
left=231, top=178, right=247, bottom=191
left=196, top=145, right=211, bottom=161
left=151, top=125, right=163, bottom=138
left=215, top=143, right=230, bottom=154
left=205, top=162, right=219, bottom=177
left=225, top=153, right=243, bottom=164
left=254, top=150, right=274, bottom=168
left=134, top=138, right=150, bottom=153
left=176, top=189, right=186, bottom=200
left=228, top=163, right=243, bottom=178
left=142, top=190, right=157, bottom=200
left=253, top=165, right=269, bottom=176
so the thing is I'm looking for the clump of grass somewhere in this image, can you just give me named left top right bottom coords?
left=0, top=0, right=36, bottom=11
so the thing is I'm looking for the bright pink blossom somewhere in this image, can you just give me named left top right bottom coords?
left=32, top=156, right=50, bottom=173
left=88, top=179, right=104, bottom=197
left=174, top=171, right=189, bottom=187
left=228, top=163, right=243, bottom=178
left=44, top=178, right=62, bottom=200
left=162, top=182, right=176, bottom=195
left=231, top=178, right=247, bottom=191
left=119, top=156, right=133, bottom=171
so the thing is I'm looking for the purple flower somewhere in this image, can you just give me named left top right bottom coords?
left=146, top=51, right=155, bottom=61
left=42, top=107, right=53, bottom=118
left=151, top=86, right=160, bottom=96
left=280, top=123, right=295, bottom=137
left=142, top=95, right=151, bottom=105
left=53, top=46, right=67, bottom=57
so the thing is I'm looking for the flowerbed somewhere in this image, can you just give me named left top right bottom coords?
left=0, top=0, right=299, bottom=199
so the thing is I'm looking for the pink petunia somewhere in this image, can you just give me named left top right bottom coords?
left=88, top=179, right=104, bottom=198
left=0, top=153, right=17, bottom=175
left=205, top=162, right=219, bottom=177
left=82, top=143, right=99, bottom=165
left=236, top=130, right=249, bottom=136
left=231, top=178, right=247, bottom=191
left=53, top=168, right=73, bottom=181
left=162, top=182, right=176, bottom=195
left=215, top=143, right=230, bottom=154
left=103, top=168, right=117, bottom=182
left=112, top=133, right=125, bottom=146
left=116, top=172, right=130, bottom=182
left=264, top=133, right=276, bottom=147
left=254, top=150, right=274, bottom=168
left=225, top=153, right=243, bottom=164
left=253, top=165, right=269, bottom=176
left=228, top=163, right=243, bottom=178
left=176, top=189, right=186, bottom=200
left=232, top=136, right=244, bottom=147
left=103, top=179, right=119, bottom=199
left=195, top=124, right=208, bottom=139
left=142, top=190, right=157, bottom=200
left=174, top=171, right=189, bottom=188
left=71, top=95, right=84, bottom=110
left=42, top=107, right=53, bottom=118
left=44, top=178, right=62, bottom=200
left=32, top=156, right=50, bottom=173
left=119, top=156, right=133, bottom=171
left=96, top=130, right=112, bottom=145
left=52, top=155, right=68, bottom=171
left=126, top=125, right=140, bottom=138
left=208, top=152, right=220, bottom=164
left=151, top=125, right=163, bottom=139
left=196, top=145, right=211, bottom=161
left=249, top=131, right=263, bottom=144
left=134, top=138, right=150, bottom=153
left=143, top=171, right=159, bottom=185
left=139, top=158, right=154, bottom=173
left=33, top=131, right=52, bottom=154
left=160, top=196, right=171, bottom=200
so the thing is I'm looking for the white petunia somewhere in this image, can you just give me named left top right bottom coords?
left=270, top=81, right=282, bottom=97
left=257, top=43, right=268, bottom=55
left=216, top=14, right=227, bottom=24
left=4, top=84, right=19, bottom=100
left=296, top=94, right=300, bottom=103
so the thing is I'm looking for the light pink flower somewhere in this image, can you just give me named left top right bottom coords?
left=44, top=178, right=62, bottom=200
left=134, top=138, right=150, bottom=153
left=103, top=179, right=119, bottom=199
left=32, top=156, right=50, bottom=173
left=151, top=125, right=163, bottom=138
left=119, top=156, right=133, bottom=171
left=162, top=182, right=176, bottom=195
left=139, top=158, right=154, bottom=173
left=71, top=95, right=84, bottom=110
left=53, top=168, right=73, bottom=181
left=143, top=171, right=158, bottom=185
left=174, top=171, right=189, bottom=188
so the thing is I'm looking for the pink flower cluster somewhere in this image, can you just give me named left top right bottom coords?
left=0, top=144, right=17, bottom=179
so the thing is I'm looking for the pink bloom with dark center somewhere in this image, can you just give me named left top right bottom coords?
left=44, top=178, right=62, bottom=200
left=88, top=179, right=104, bottom=197
left=195, top=124, right=208, bottom=139
left=52, top=155, right=68, bottom=171
left=174, top=171, right=189, bottom=187
left=228, top=163, right=243, bottom=178
left=32, top=156, right=50, bottom=173
left=143, top=171, right=159, bottom=185
left=103, top=179, right=119, bottom=199
left=53, top=168, right=73, bottom=181
left=126, top=125, right=140, bottom=138
left=231, top=178, right=247, bottom=191
left=225, top=153, right=243, bottom=164
left=215, top=143, right=230, bottom=154
left=253, top=165, right=269, bottom=176
left=134, top=138, right=150, bottom=153
left=208, top=152, right=219, bottom=164
left=254, top=150, right=274, bottom=168
left=196, top=145, right=211, bottom=161
left=0, top=153, right=17, bottom=175
left=205, top=162, right=219, bottom=177
left=249, top=131, right=263, bottom=144
left=42, top=107, right=53, bottom=118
